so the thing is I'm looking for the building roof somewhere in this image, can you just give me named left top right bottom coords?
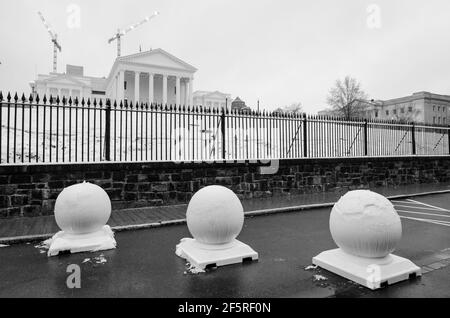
left=380, top=92, right=450, bottom=106
left=193, top=90, right=231, bottom=99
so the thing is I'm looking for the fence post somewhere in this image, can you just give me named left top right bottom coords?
left=303, top=113, right=308, bottom=158
left=364, top=119, right=368, bottom=156
left=105, top=99, right=111, bottom=161
left=411, top=122, right=416, bottom=155
left=448, top=125, right=450, bottom=155
left=221, top=108, right=226, bottom=160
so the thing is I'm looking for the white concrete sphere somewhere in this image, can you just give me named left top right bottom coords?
left=329, top=190, right=402, bottom=258
left=54, top=182, right=112, bottom=234
left=187, top=185, right=244, bottom=245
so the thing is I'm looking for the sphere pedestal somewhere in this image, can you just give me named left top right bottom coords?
left=313, top=249, right=421, bottom=290
left=176, top=185, right=258, bottom=270
left=45, top=182, right=116, bottom=256
left=47, top=225, right=116, bottom=257
left=312, top=190, right=421, bottom=290
left=176, top=238, right=258, bottom=270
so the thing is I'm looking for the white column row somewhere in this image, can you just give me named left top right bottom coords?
left=115, top=70, right=193, bottom=106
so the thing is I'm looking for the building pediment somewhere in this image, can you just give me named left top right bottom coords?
left=117, top=48, right=197, bottom=72
left=204, top=91, right=230, bottom=99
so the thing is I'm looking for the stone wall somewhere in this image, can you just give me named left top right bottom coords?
left=1, top=156, right=450, bottom=218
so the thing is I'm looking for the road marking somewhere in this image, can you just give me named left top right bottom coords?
left=394, top=204, right=447, bottom=212
left=396, top=210, right=450, bottom=218
left=406, top=199, right=450, bottom=213
left=401, top=216, right=450, bottom=227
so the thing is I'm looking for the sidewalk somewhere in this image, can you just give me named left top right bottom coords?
left=1, top=182, right=450, bottom=244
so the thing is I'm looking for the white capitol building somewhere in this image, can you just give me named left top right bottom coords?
left=29, top=48, right=233, bottom=109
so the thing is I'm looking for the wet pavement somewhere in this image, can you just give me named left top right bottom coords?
left=0, top=192, right=449, bottom=298
left=1, top=182, right=450, bottom=243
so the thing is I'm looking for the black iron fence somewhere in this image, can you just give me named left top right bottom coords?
left=1, top=91, right=450, bottom=164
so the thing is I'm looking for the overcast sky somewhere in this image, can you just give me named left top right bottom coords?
left=0, top=0, right=449, bottom=113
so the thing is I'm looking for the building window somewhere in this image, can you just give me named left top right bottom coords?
left=438, top=117, right=441, bottom=124
left=433, top=106, right=435, bottom=111
left=375, top=111, right=378, bottom=118
left=433, top=117, right=436, bottom=124
left=444, top=118, right=447, bottom=124
left=438, top=106, right=441, bottom=112
left=124, top=81, right=127, bottom=90
left=386, top=110, right=389, bottom=116
left=401, top=108, right=405, bottom=114
left=393, top=109, right=397, bottom=115
left=408, top=107, right=413, bottom=112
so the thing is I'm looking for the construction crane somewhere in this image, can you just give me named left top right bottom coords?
left=108, top=11, right=159, bottom=57
left=38, top=11, right=62, bottom=73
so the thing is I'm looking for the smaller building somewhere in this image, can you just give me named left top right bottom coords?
left=30, top=64, right=107, bottom=102
left=193, top=91, right=231, bottom=110
left=231, top=97, right=251, bottom=112
left=367, top=92, right=450, bottom=125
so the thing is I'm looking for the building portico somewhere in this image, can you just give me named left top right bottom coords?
left=106, top=49, right=197, bottom=106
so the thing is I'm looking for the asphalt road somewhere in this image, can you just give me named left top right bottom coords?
left=0, top=193, right=449, bottom=298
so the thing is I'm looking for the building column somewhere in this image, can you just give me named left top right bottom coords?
left=134, top=71, right=140, bottom=104
left=148, top=73, right=154, bottom=105
left=162, top=75, right=168, bottom=105
left=188, top=77, right=193, bottom=106
left=183, top=80, right=188, bottom=105
left=176, top=76, right=181, bottom=106
left=118, top=70, right=125, bottom=103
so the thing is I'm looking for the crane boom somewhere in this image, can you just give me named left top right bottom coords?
left=108, top=11, right=159, bottom=57
left=38, top=11, right=62, bottom=72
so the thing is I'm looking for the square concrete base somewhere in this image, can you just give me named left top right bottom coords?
left=176, top=238, right=258, bottom=270
left=312, top=248, right=421, bottom=290
left=46, top=225, right=117, bottom=257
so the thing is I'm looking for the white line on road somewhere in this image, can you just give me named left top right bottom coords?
left=400, top=216, right=450, bottom=227
left=396, top=210, right=450, bottom=218
left=406, top=199, right=450, bottom=213
left=394, top=204, right=448, bottom=212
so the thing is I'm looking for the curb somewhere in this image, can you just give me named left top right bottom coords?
left=1, top=189, right=450, bottom=245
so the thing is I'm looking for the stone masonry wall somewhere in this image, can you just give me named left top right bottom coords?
left=1, top=156, right=450, bottom=218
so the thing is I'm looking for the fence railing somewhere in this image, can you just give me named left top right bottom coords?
left=1, top=92, right=450, bottom=165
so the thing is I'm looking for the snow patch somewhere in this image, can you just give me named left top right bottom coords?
left=93, top=254, right=107, bottom=264
left=304, top=265, right=318, bottom=271
left=184, top=262, right=205, bottom=275
left=313, top=275, right=328, bottom=281
left=0, top=244, right=10, bottom=248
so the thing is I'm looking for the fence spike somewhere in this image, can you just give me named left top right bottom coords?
left=62, top=96, right=66, bottom=105
left=56, top=96, right=60, bottom=105
left=29, top=94, right=33, bottom=103
left=14, top=92, right=19, bottom=102
left=21, top=93, right=26, bottom=103
left=68, top=96, right=72, bottom=105
left=43, top=94, right=48, bottom=104
left=35, top=94, right=40, bottom=103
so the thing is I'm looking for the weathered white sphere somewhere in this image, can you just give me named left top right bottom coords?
left=330, top=190, right=402, bottom=258
left=187, top=185, right=244, bottom=245
left=54, top=182, right=111, bottom=234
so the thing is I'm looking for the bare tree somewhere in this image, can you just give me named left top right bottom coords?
left=326, top=76, right=369, bottom=119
